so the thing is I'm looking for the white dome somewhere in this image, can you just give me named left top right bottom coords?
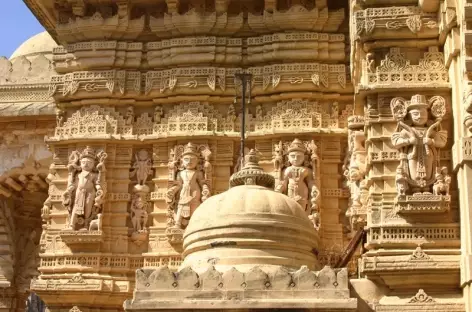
left=181, top=150, right=320, bottom=273
left=10, top=31, right=57, bottom=60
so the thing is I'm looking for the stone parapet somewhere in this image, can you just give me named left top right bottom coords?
left=124, top=265, right=357, bottom=311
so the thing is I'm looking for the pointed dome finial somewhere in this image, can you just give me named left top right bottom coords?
left=229, top=149, right=275, bottom=189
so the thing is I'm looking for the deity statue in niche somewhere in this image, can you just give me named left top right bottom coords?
left=343, top=119, right=369, bottom=231
left=129, top=149, right=153, bottom=242
left=130, top=149, right=153, bottom=186
left=390, top=94, right=448, bottom=195
left=154, top=105, right=163, bottom=123
left=344, top=130, right=367, bottom=208
left=125, top=106, right=134, bottom=126
left=130, top=188, right=150, bottom=242
left=274, top=138, right=320, bottom=229
left=166, top=143, right=211, bottom=229
left=63, top=146, right=107, bottom=231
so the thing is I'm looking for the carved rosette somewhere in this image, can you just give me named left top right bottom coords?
left=390, top=94, right=450, bottom=214
left=165, top=142, right=212, bottom=243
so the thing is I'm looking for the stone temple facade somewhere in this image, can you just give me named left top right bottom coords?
left=0, top=0, right=470, bottom=311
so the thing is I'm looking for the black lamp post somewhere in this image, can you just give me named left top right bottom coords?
left=234, top=73, right=253, bottom=168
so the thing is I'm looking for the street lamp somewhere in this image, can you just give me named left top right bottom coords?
left=234, top=73, right=253, bottom=169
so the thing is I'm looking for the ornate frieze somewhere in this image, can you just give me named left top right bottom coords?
left=248, top=6, right=344, bottom=33
left=49, top=100, right=352, bottom=142
left=354, top=6, right=438, bottom=40
left=145, top=67, right=237, bottom=96
left=50, top=105, right=130, bottom=140
left=249, top=63, right=348, bottom=94
left=367, top=224, right=460, bottom=247
left=53, top=42, right=143, bottom=73
left=48, top=70, right=141, bottom=98
left=150, top=11, right=244, bottom=38
left=146, top=37, right=242, bottom=68
left=247, top=32, right=345, bottom=64
left=56, top=11, right=146, bottom=43
left=360, top=48, right=449, bottom=90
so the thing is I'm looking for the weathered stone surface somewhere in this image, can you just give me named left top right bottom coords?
left=0, top=0, right=469, bottom=311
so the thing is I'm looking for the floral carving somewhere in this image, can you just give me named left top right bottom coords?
left=354, top=6, right=437, bottom=38
left=53, top=105, right=130, bottom=139
left=363, top=48, right=448, bottom=88
left=408, top=289, right=435, bottom=303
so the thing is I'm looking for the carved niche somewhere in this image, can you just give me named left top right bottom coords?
left=390, top=94, right=450, bottom=214
left=61, top=146, right=107, bottom=243
left=343, top=115, right=369, bottom=231
left=165, top=143, right=212, bottom=243
left=129, top=149, right=153, bottom=245
left=273, top=138, right=321, bottom=229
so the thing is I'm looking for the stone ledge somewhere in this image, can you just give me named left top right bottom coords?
left=124, top=298, right=358, bottom=311
left=125, top=265, right=356, bottom=311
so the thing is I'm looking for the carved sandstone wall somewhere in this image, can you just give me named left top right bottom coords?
left=0, top=0, right=469, bottom=311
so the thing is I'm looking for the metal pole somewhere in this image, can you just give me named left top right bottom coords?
left=235, top=73, right=252, bottom=169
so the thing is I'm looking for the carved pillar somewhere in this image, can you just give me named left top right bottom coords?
left=351, top=0, right=462, bottom=309
left=454, top=0, right=472, bottom=310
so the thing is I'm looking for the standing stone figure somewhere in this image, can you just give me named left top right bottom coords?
left=390, top=94, right=447, bottom=194
left=154, top=105, right=163, bottom=123
left=130, top=191, right=149, bottom=234
left=130, top=149, right=153, bottom=185
left=166, top=143, right=211, bottom=229
left=275, top=139, right=320, bottom=227
left=63, top=146, right=107, bottom=231
left=344, top=130, right=367, bottom=208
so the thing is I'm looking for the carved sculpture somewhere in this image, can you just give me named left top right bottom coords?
left=391, top=94, right=447, bottom=194
left=129, top=149, right=153, bottom=243
left=154, top=105, right=163, bottom=123
left=166, top=143, right=212, bottom=232
left=56, top=108, right=65, bottom=127
left=130, top=149, right=153, bottom=186
left=432, top=166, right=451, bottom=196
left=125, top=106, right=134, bottom=126
left=390, top=94, right=451, bottom=214
left=62, top=146, right=107, bottom=231
left=274, top=139, right=320, bottom=229
left=343, top=117, right=368, bottom=230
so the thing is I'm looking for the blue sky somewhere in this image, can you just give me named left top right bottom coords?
left=0, top=1, right=45, bottom=58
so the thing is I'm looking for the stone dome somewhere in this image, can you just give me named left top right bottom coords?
left=10, top=31, right=57, bottom=60
left=181, top=150, right=320, bottom=272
